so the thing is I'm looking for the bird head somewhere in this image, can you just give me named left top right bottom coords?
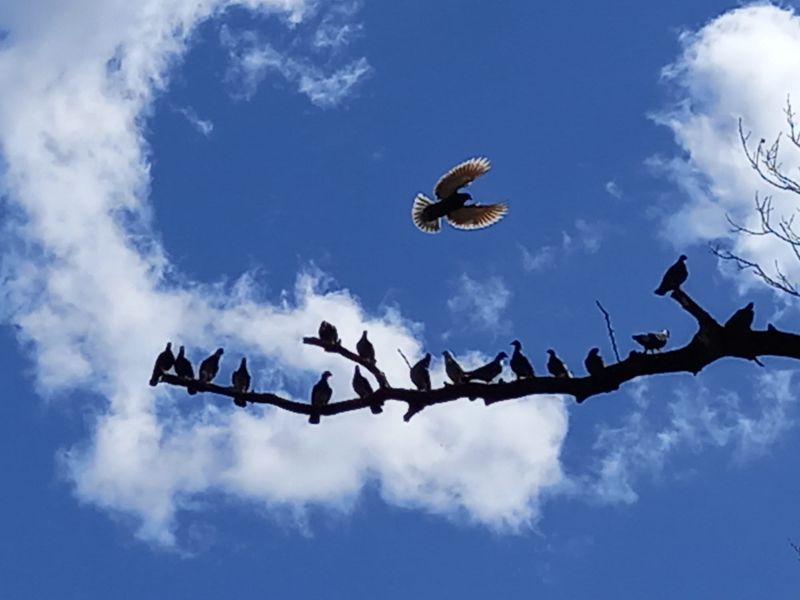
left=589, top=347, right=599, bottom=355
left=442, top=350, right=451, bottom=359
left=547, top=349, right=556, bottom=356
left=178, top=345, right=185, bottom=356
left=215, top=348, right=224, bottom=357
left=422, top=353, right=432, bottom=365
left=510, top=340, right=521, bottom=349
left=361, top=330, right=368, bottom=338
left=240, top=357, right=247, bottom=367
left=165, top=342, right=172, bottom=351
left=354, top=365, right=361, bottom=375
left=322, top=371, right=333, bottom=379
left=746, top=302, right=754, bottom=309
left=679, top=254, right=687, bottom=262
left=662, top=329, right=669, bottom=338
left=496, top=352, right=508, bottom=362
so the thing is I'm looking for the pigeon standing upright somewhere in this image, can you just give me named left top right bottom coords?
left=409, top=353, right=432, bottom=391
left=584, top=347, right=605, bottom=376
left=509, top=340, right=535, bottom=379
left=654, top=255, right=688, bottom=295
left=442, top=351, right=467, bottom=384
left=232, top=357, right=251, bottom=407
left=149, top=342, right=175, bottom=386
left=724, top=302, right=755, bottom=331
left=412, top=157, right=508, bottom=233
left=356, top=331, right=376, bottom=364
left=174, top=345, right=196, bottom=395
left=632, top=330, right=669, bottom=353
left=352, top=366, right=381, bottom=415
left=318, top=321, right=340, bottom=346
left=198, top=348, right=224, bottom=383
left=546, top=349, right=571, bottom=378
left=465, top=352, right=507, bottom=383
left=309, top=371, right=333, bottom=425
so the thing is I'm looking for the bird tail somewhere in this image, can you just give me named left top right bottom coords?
left=370, top=402, right=383, bottom=415
left=149, top=368, right=160, bottom=386
left=654, top=285, right=669, bottom=296
left=412, top=194, right=440, bottom=233
left=309, top=413, right=320, bottom=425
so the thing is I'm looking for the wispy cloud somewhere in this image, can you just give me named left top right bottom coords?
left=519, top=219, right=604, bottom=272
left=605, top=180, right=623, bottom=199
left=447, top=273, right=512, bottom=334
left=174, top=106, right=213, bottom=137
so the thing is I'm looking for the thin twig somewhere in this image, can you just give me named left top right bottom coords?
left=595, top=300, right=621, bottom=362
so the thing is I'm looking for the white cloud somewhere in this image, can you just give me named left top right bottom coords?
left=447, top=273, right=512, bottom=334
left=520, top=243, right=555, bottom=272
left=174, top=105, right=214, bottom=136
left=605, top=180, right=623, bottom=199
left=0, top=0, right=567, bottom=546
left=313, top=1, right=362, bottom=50
left=656, top=4, right=800, bottom=293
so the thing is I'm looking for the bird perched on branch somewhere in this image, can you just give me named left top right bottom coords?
left=412, top=157, right=508, bottom=233
left=149, top=342, right=175, bottom=386
left=309, top=371, right=333, bottom=425
left=410, top=353, right=432, bottom=391
left=199, top=348, right=224, bottom=383
left=466, top=352, right=507, bottom=383
left=232, top=357, right=251, bottom=407
left=318, top=321, right=340, bottom=346
left=352, top=366, right=381, bottom=415
left=509, top=340, right=535, bottom=379
left=654, top=255, right=688, bottom=295
left=442, top=351, right=467, bottom=384
left=356, top=330, right=375, bottom=364
left=724, top=302, right=754, bottom=331
left=584, top=347, right=605, bottom=376
left=546, top=349, right=571, bottom=378
left=174, top=345, right=196, bottom=395
left=632, top=330, right=669, bottom=353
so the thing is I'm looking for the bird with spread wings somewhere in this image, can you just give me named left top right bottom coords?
left=411, top=157, right=508, bottom=233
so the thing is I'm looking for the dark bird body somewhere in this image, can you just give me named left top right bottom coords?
left=632, top=330, right=669, bottom=353
left=442, top=351, right=467, bottom=384
left=412, top=157, right=508, bottom=233
left=584, top=348, right=605, bottom=376
left=352, top=366, right=381, bottom=414
left=546, top=349, right=571, bottom=378
left=724, top=302, right=754, bottom=331
left=174, top=345, right=196, bottom=395
left=318, top=321, right=340, bottom=346
left=149, top=342, right=175, bottom=386
left=356, top=331, right=375, bottom=364
left=465, top=352, right=507, bottom=383
left=232, top=357, right=250, bottom=407
left=410, top=353, right=432, bottom=391
left=655, top=255, right=688, bottom=295
left=309, top=371, right=333, bottom=425
left=510, top=340, right=535, bottom=379
left=199, top=348, right=224, bottom=383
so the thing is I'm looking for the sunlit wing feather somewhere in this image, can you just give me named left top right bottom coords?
left=411, top=193, right=441, bottom=233
left=446, top=203, right=508, bottom=230
left=434, top=157, right=491, bottom=199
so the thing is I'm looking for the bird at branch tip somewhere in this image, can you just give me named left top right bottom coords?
left=356, top=330, right=376, bottom=364
left=199, top=347, right=224, bottom=383
left=442, top=350, right=467, bottom=384
left=309, top=371, right=333, bottom=425
left=174, top=345, right=197, bottom=395
left=465, top=352, right=508, bottom=383
left=412, top=157, right=508, bottom=233
left=318, top=321, right=340, bottom=346
left=149, top=342, right=175, bottom=386
left=232, top=357, right=250, bottom=407
left=654, top=254, right=688, bottom=295
left=632, top=330, right=669, bottom=353
left=546, top=349, right=571, bottom=378
left=584, top=347, right=605, bottom=376
left=352, top=365, right=381, bottom=414
left=509, top=340, right=535, bottom=379
left=724, top=302, right=754, bottom=331
left=410, top=353, right=432, bottom=391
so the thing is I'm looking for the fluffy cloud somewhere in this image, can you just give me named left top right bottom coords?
left=447, top=273, right=512, bottom=333
left=0, top=0, right=567, bottom=546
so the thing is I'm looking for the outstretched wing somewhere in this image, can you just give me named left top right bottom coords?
left=434, top=157, right=491, bottom=199
left=446, top=203, right=508, bottom=230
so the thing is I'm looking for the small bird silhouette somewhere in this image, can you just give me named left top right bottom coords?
left=232, top=357, right=251, bottom=407
left=149, top=342, right=175, bottom=386
left=584, top=347, right=605, bottom=376
left=352, top=366, right=381, bottom=415
left=356, top=330, right=376, bottom=364
left=410, top=353, right=432, bottom=391
left=309, top=371, right=333, bottom=425
left=465, top=352, right=507, bottom=383
left=174, top=345, right=196, bottom=395
left=724, top=302, right=754, bottom=331
left=412, top=157, right=508, bottom=233
left=318, top=321, right=340, bottom=346
left=509, top=340, right=535, bottom=379
left=632, top=330, right=669, bottom=353
left=442, top=351, right=467, bottom=384
left=546, top=349, right=571, bottom=378
left=655, top=255, right=688, bottom=295
left=198, top=348, right=224, bottom=383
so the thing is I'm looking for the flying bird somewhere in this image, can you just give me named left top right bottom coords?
left=174, top=345, right=196, bottom=395
left=654, top=255, right=688, bottom=295
left=412, top=157, right=508, bottom=233
left=149, top=342, right=175, bottom=386
left=724, top=302, right=754, bottom=331
left=309, top=371, right=333, bottom=425
left=409, top=353, right=432, bottom=391
left=352, top=366, right=381, bottom=415
left=632, top=330, right=669, bottom=353
left=465, top=352, right=507, bottom=383
left=584, top=347, right=605, bottom=376
left=232, top=357, right=251, bottom=407
left=546, top=349, right=571, bottom=378
left=198, top=347, right=224, bottom=383
left=509, top=340, right=535, bottom=379
left=442, top=350, right=467, bottom=384
left=318, top=321, right=340, bottom=346
left=356, top=330, right=376, bottom=364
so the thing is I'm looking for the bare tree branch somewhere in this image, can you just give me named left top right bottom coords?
left=595, top=300, right=621, bottom=362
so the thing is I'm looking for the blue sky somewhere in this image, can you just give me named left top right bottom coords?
left=3, top=0, right=800, bottom=597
